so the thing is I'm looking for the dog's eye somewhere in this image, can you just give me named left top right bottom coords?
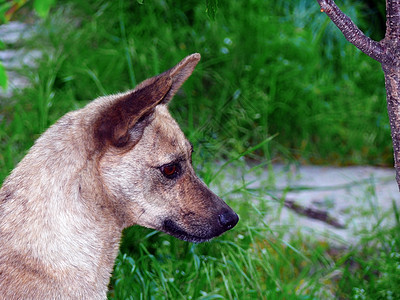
left=160, top=162, right=181, bottom=179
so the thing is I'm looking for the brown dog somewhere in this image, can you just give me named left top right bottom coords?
left=0, top=53, right=238, bottom=299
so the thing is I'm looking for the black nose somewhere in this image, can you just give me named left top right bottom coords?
left=218, top=211, right=239, bottom=230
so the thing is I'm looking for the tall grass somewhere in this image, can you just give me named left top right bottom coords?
left=0, top=0, right=398, bottom=299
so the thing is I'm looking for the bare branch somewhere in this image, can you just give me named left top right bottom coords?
left=386, top=0, right=400, bottom=41
left=317, top=0, right=385, bottom=63
left=284, top=199, right=345, bottom=229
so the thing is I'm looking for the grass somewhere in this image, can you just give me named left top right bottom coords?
left=0, top=0, right=399, bottom=299
left=110, top=227, right=335, bottom=299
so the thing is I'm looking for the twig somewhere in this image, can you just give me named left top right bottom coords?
left=317, top=0, right=384, bottom=62
left=284, top=198, right=346, bottom=229
left=263, top=191, right=346, bottom=229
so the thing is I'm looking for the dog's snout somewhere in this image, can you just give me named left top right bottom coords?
left=218, top=211, right=239, bottom=230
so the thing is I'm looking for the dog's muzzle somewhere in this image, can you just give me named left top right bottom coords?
left=162, top=208, right=239, bottom=243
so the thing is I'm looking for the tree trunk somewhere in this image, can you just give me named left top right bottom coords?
left=316, top=0, right=400, bottom=190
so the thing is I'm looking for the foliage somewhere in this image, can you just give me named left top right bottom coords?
left=33, top=0, right=55, bottom=18
left=0, top=0, right=53, bottom=22
left=206, top=0, right=218, bottom=20
left=0, top=62, right=6, bottom=90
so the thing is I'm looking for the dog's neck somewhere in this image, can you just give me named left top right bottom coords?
left=0, top=116, right=123, bottom=298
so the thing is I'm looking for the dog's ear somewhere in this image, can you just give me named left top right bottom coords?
left=94, top=75, right=172, bottom=149
left=94, top=53, right=201, bottom=149
left=159, top=52, right=201, bottom=104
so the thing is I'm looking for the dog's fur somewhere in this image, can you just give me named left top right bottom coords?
left=0, top=53, right=238, bottom=299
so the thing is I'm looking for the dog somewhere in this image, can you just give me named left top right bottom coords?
left=0, top=53, right=239, bottom=299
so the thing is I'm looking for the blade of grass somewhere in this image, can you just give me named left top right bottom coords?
left=0, top=61, right=7, bottom=90
left=208, top=134, right=277, bottom=184
left=119, top=0, right=136, bottom=87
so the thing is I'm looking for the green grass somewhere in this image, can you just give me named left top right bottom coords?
left=1, top=0, right=399, bottom=299
left=110, top=227, right=336, bottom=299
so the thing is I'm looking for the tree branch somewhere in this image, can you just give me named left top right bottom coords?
left=316, top=0, right=385, bottom=63
left=386, top=0, right=400, bottom=41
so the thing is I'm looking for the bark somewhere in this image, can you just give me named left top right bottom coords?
left=316, top=0, right=400, bottom=189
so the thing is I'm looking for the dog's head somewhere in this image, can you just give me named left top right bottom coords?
left=89, top=54, right=238, bottom=242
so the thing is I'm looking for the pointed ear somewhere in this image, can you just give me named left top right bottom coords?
left=160, top=53, right=201, bottom=104
left=94, top=75, right=172, bottom=149
left=93, top=53, right=200, bottom=149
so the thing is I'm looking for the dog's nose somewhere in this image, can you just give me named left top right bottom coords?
left=218, top=211, right=239, bottom=230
